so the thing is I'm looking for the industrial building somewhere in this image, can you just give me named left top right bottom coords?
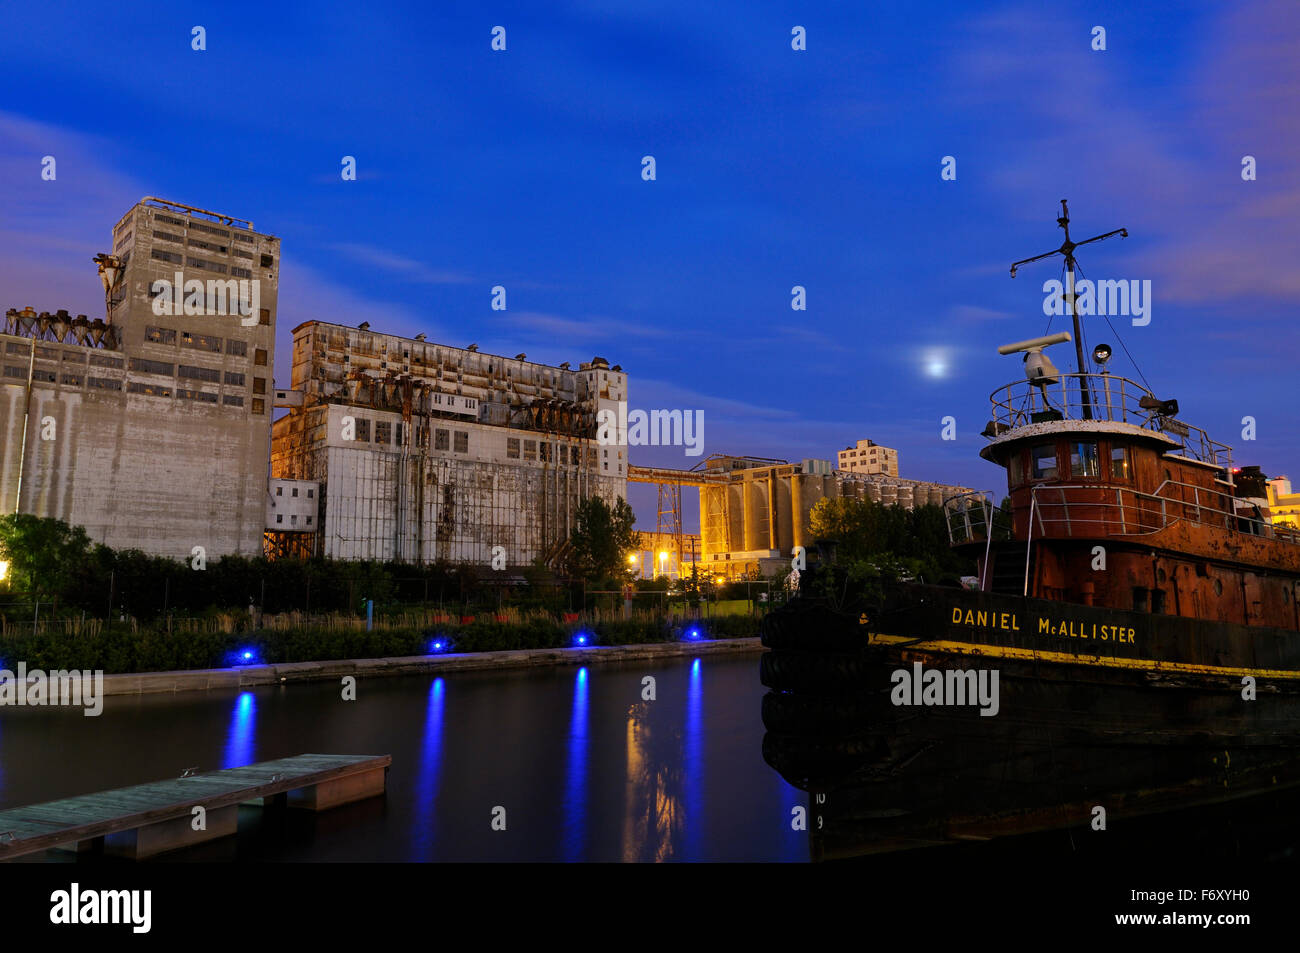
left=688, top=454, right=974, bottom=579
left=837, top=438, right=899, bottom=477
left=270, top=321, right=629, bottom=566
left=1, top=198, right=279, bottom=559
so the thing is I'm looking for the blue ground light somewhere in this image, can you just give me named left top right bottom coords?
left=230, top=647, right=261, bottom=666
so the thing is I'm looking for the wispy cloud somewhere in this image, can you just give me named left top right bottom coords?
left=328, top=242, right=473, bottom=284
left=507, top=310, right=670, bottom=342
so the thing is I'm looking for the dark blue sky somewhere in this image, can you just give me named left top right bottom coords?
left=2, top=0, right=1297, bottom=529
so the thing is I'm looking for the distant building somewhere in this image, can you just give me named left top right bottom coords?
left=696, top=454, right=973, bottom=579
left=1268, top=477, right=1300, bottom=529
left=270, top=321, right=628, bottom=565
left=1, top=197, right=278, bottom=559
left=837, top=439, right=899, bottom=477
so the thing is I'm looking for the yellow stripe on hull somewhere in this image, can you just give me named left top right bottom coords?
left=869, top=632, right=1300, bottom=681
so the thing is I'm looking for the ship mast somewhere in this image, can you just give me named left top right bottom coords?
left=1010, top=200, right=1128, bottom=420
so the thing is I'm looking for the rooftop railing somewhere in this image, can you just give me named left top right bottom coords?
left=988, top=372, right=1232, bottom=468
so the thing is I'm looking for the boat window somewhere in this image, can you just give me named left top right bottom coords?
left=1110, top=444, right=1131, bottom=481
left=1008, top=449, right=1026, bottom=487
left=1070, top=441, right=1100, bottom=478
left=1031, top=444, right=1058, bottom=482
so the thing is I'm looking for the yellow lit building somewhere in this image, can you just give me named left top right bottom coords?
left=1267, top=476, right=1300, bottom=529
left=837, top=439, right=899, bottom=477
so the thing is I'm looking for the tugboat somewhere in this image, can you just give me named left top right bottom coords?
left=761, top=202, right=1300, bottom=860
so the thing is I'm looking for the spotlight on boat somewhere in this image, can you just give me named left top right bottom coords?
left=1093, top=343, right=1113, bottom=366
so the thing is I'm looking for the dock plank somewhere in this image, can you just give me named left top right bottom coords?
left=0, top=753, right=390, bottom=860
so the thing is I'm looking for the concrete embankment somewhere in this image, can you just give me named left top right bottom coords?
left=99, top=637, right=766, bottom=697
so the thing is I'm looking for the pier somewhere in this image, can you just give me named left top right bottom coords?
left=0, top=753, right=390, bottom=860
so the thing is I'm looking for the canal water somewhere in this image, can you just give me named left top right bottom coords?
left=0, top=653, right=809, bottom=862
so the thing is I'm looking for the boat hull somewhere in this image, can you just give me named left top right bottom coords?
left=760, top=584, right=1300, bottom=860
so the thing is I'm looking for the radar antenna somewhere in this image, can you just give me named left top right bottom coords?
left=1010, top=200, right=1128, bottom=420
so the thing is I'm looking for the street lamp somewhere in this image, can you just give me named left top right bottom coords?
left=658, top=550, right=669, bottom=577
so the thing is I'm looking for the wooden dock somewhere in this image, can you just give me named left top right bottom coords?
left=0, top=753, right=390, bottom=861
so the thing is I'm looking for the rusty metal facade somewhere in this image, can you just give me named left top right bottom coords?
left=271, top=322, right=628, bottom=566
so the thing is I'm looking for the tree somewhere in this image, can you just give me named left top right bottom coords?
left=0, top=514, right=93, bottom=601
left=564, top=495, right=638, bottom=582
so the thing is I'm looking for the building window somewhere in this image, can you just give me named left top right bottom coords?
left=375, top=421, right=391, bottom=444
left=252, top=398, right=265, bottom=414
left=523, top=439, right=536, bottom=461
left=454, top=431, right=468, bottom=453
left=222, top=394, right=244, bottom=407
left=1031, top=444, right=1058, bottom=482
left=253, top=377, right=266, bottom=394
left=150, top=249, right=183, bottom=265
left=231, top=266, right=252, bottom=279
left=307, top=488, right=314, bottom=499
left=224, top=371, right=245, bottom=386
left=129, top=357, right=175, bottom=376
left=87, top=376, right=122, bottom=390
left=1111, top=445, right=1131, bottom=481
left=507, top=438, right=520, bottom=459
left=540, top=442, right=550, bottom=462
left=259, top=308, right=270, bottom=326
left=181, top=331, right=222, bottom=352
left=145, top=326, right=177, bottom=344
left=291, top=487, right=298, bottom=497
left=434, top=428, right=449, bottom=451
left=276, top=514, right=283, bottom=524
left=1070, top=441, right=1100, bottom=478
left=227, top=339, right=248, bottom=357
left=254, top=348, right=267, bottom=366
left=179, top=364, right=221, bottom=383
left=276, top=487, right=282, bottom=496
left=355, top=419, right=370, bottom=442
left=127, top=381, right=172, bottom=397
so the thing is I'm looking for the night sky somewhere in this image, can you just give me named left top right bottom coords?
left=2, top=1, right=1296, bottom=530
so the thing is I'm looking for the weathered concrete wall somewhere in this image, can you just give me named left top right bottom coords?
left=0, top=340, right=270, bottom=558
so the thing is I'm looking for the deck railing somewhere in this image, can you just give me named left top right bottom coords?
left=988, top=373, right=1232, bottom=468
left=946, top=482, right=1300, bottom=548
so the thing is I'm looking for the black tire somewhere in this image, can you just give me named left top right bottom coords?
left=760, top=650, right=878, bottom=694
left=762, top=731, right=884, bottom=789
left=760, top=604, right=871, bottom=653
left=761, top=690, right=881, bottom=734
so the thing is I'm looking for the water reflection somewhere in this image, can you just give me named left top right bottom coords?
left=563, top=667, right=589, bottom=861
left=683, top=658, right=703, bottom=860
left=222, top=691, right=257, bottom=769
left=411, top=677, right=445, bottom=859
